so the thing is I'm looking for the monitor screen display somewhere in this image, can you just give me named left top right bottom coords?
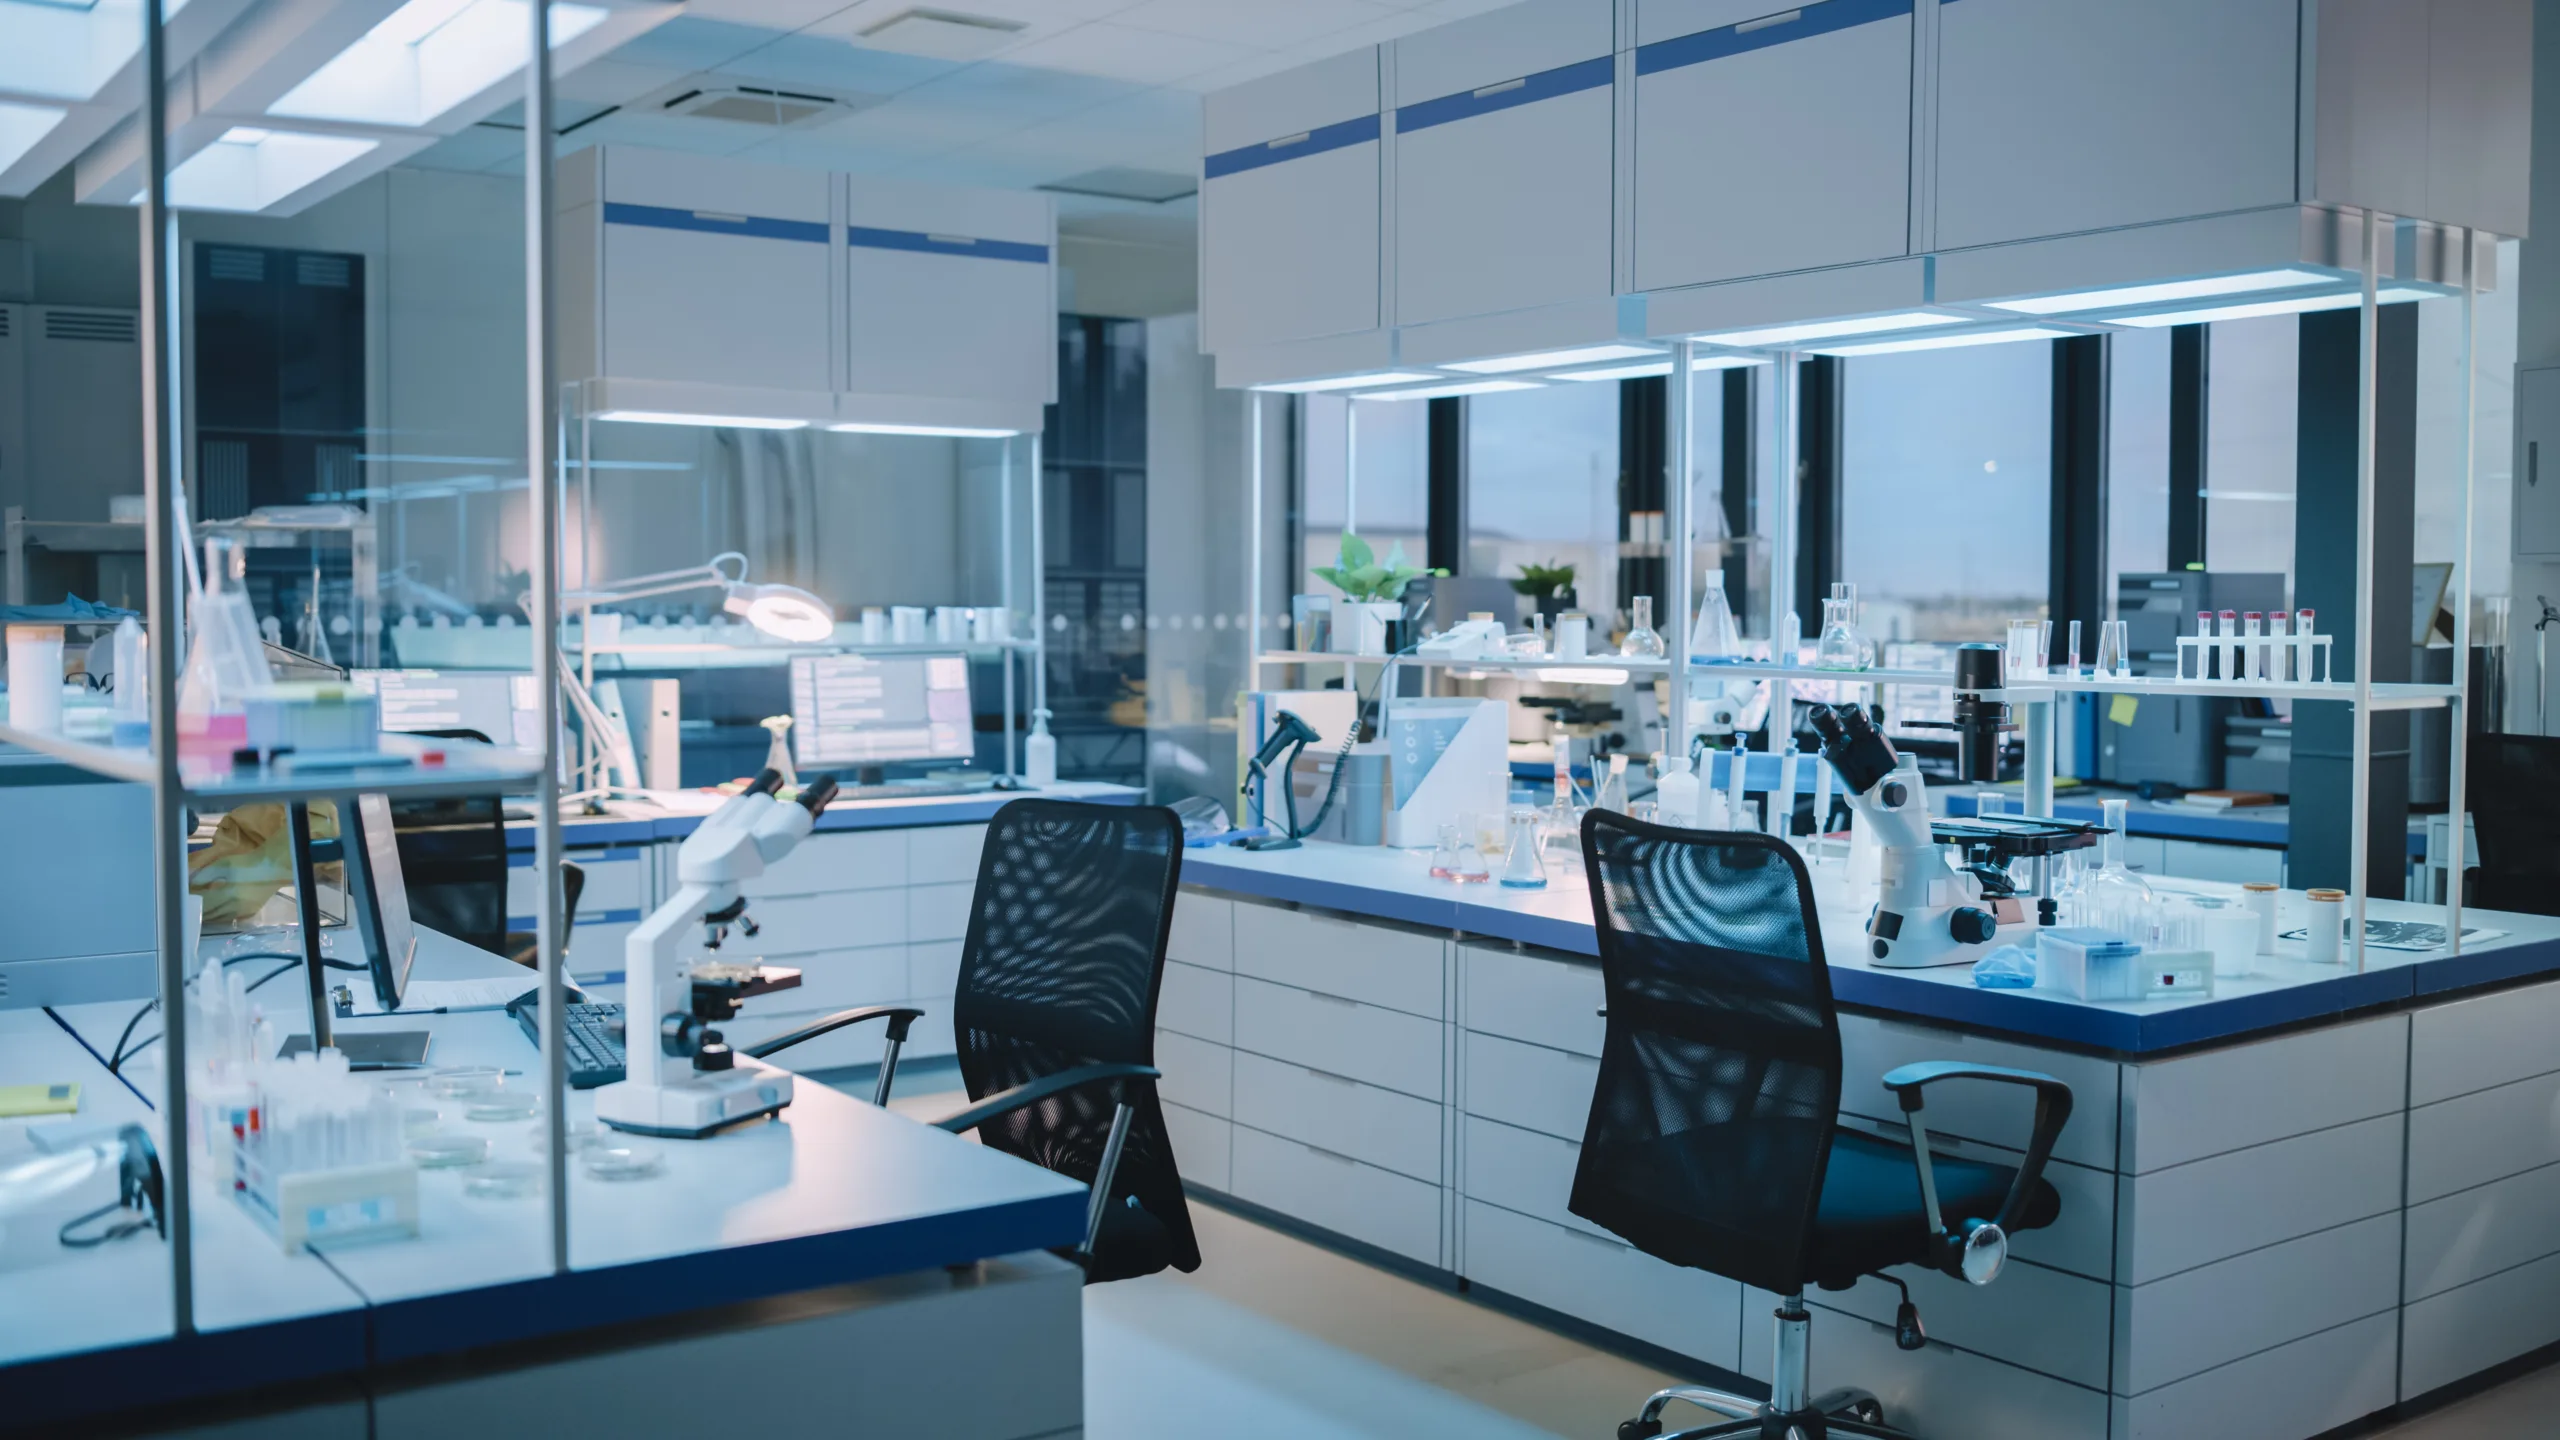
left=347, top=792, right=418, bottom=1010
left=353, top=669, right=539, bottom=748
left=789, top=654, right=974, bottom=767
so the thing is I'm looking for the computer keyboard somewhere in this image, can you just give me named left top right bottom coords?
left=829, top=779, right=996, bottom=803
left=505, top=989, right=626, bottom=1089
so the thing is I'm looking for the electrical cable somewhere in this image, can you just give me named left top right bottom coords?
left=1291, top=639, right=1421, bottom=841
left=110, top=957, right=323, bottom=1074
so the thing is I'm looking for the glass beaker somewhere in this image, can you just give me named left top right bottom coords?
left=2095, top=620, right=2127, bottom=678
left=1620, top=596, right=1666, bottom=660
left=1593, top=753, right=1631, bottom=814
left=1499, top=807, right=1549, bottom=889
left=2005, top=619, right=2041, bottom=682
left=1814, top=597, right=1863, bottom=670
left=1689, top=574, right=1742, bottom=660
left=1430, top=823, right=1465, bottom=881
left=2080, top=797, right=2156, bottom=935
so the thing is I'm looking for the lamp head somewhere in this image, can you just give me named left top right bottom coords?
left=722, top=580, right=835, bottom=642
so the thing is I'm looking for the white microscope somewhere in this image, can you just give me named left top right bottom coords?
left=594, top=769, right=829, bottom=1138
left=1808, top=701, right=2001, bottom=969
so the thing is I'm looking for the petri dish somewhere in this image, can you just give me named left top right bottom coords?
left=410, top=1134, right=490, bottom=1169
left=582, top=1144, right=666, bottom=1182
left=464, top=1090, right=539, bottom=1123
left=427, top=1066, right=504, bottom=1098
left=464, top=1162, right=542, bottom=1200
left=526, top=1120, right=604, bottom=1155
left=400, top=1106, right=442, bottom=1135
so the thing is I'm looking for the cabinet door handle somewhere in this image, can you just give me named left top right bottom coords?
left=1304, top=1142, right=1360, bottom=1166
left=1305, top=1066, right=1361, bottom=1088
left=1735, top=8, right=1805, bottom=35
left=1471, top=77, right=1527, bottom=99
left=2531, top=440, right=2540, bottom=488
left=1559, top=1224, right=1628, bottom=1252
left=1267, top=131, right=1312, bottom=150
left=926, top=233, right=976, bottom=246
left=690, top=210, right=750, bottom=224
left=1306, top=990, right=1361, bottom=1010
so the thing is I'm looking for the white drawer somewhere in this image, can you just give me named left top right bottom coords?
left=2114, top=1212, right=2401, bottom=1396
left=741, top=944, right=906, bottom=1020
left=2111, top=1309, right=2397, bottom=1440
left=1156, top=1029, right=1232, bottom=1119
left=722, top=1002, right=953, bottom=1073
left=1817, top=1259, right=2112, bottom=1393
left=1460, top=942, right=1602, bottom=1057
left=1462, top=1114, right=1607, bottom=1239
left=1234, top=902, right=1446, bottom=1018
left=2411, top=979, right=2560, bottom=1105
left=1838, top=1013, right=2119, bottom=1173
left=2120, top=1014, right=2405, bottom=1174
left=1162, top=1100, right=1232, bottom=1192
left=2401, top=1247, right=2560, bottom=1401
left=2116, top=1113, right=2403, bottom=1285
left=1159, top=960, right=1233, bottom=1044
left=1169, top=891, right=1236, bottom=971
left=682, top=889, right=906, bottom=959
left=906, top=940, right=963, bottom=1001
left=1833, top=1112, right=2116, bottom=1282
left=906, top=881, right=975, bottom=943
left=908, top=823, right=987, bottom=885
left=1462, top=1030, right=1595, bottom=1142
left=741, top=828, right=905, bottom=897
left=1234, top=976, right=1443, bottom=1102
left=511, top=849, right=647, bottom=918
left=1463, top=1198, right=1742, bottom=1371
left=1234, top=1049, right=1441, bottom=1185
left=2405, top=1160, right=2560, bottom=1301
left=1742, top=1287, right=2111, bottom=1440
left=1231, top=1124, right=1441, bottom=1266
left=2407, top=1068, right=2560, bottom=1204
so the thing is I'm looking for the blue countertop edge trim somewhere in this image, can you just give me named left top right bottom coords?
left=601, top=201, right=828, bottom=245
left=2, top=1309, right=368, bottom=1431
left=1204, top=113, right=1380, bottom=179
left=504, top=789, right=1140, bottom=850
left=1636, top=0, right=1913, bottom=77
left=1396, top=55, right=1612, bottom=133
left=361, top=1189, right=1089, bottom=1365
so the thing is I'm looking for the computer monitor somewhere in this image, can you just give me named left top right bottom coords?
left=340, top=792, right=419, bottom=1012
left=353, top=669, right=540, bottom=747
left=790, top=653, right=974, bottom=771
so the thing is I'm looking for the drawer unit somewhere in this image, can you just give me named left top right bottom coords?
left=2111, top=1309, right=2398, bottom=1440
left=1162, top=1100, right=1233, bottom=1193
left=906, top=822, right=988, bottom=886
left=2409, top=977, right=2560, bottom=1106
left=1389, top=0, right=1615, bottom=327
left=1201, top=48, right=1384, bottom=352
left=1234, top=903, right=1446, bottom=1018
left=2116, top=1114, right=2404, bottom=1285
left=2114, top=1212, right=2402, bottom=1397
left=1816, top=1260, right=2111, bottom=1393
left=1461, top=1030, right=1597, bottom=1142
left=739, top=943, right=907, bottom=1023
left=2404, top=1160, right=2560, bottom=1302
left=1462, top=1114, right=1607, bottom=1240
left=1234, top=1050, right=1442, bottom=1185
left=906, top=882, right=975, bottom=945
left=1741, top=1285, right=2111, bottom=1440
left=1459, top=942, right=1602, bottom=1057
left=1631, top=0, right=1913, bottom=291
left=680, top=888, right=906, bottom=961
left=1231, top=1124, right=1441, bottom=1266
left=2157, top=839, right=2283, bottom=886
left=843, top=174, right=1053, bottom=415
left=2119, top=1015, right=2405, bottom=1175
left=1463, top=1198, right=1743, bottom=1371
left=1837, top=1013, right=2119, bottom=1172
left=1234, top=976, right=1444, bottom=1102
left=1155, top=1030, right=1233, bottom=1120
left=741, top=828, right=905, bottom=898
left=724, top=1002, right=954, bottom=1073
left=509, top=844, right=649, bottom=931
left=1833, top=1112, right=2114, bottom=1282
left=2407, top=1066, right=2560, bottom=1204
left=1168, top=891, right=1237, bottom=971
left=1158, top=960, right=1234, bottom=1046
left=907, top=940, right=963, bottom=1001
left=2401, top=1248, right=2560, bottom=1401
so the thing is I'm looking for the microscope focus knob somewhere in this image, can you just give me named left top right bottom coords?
left=1949, top=907, right=1997, bottom=946
left=1879, top=780, right=1908, bottom=809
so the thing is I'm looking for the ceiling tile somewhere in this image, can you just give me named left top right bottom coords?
left=408, top=127, right=523, bottom=174
left=678, top=0, right=867, bottom=30
left=889, top=59, right=1150, bottom=123
left=711, top=31, right=963, bottom=94
left=1176, top=48, right=1328, bottom=93
left=605, top=17, right=787, bottom=75
left=1113, top=0, right=1405, bottom=51
left=997, top=21, right=1257, bottom=85
left=556, top=59, right=694, bottom=107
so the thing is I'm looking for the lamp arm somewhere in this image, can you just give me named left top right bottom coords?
left=560, top=552, right=751, bottom=608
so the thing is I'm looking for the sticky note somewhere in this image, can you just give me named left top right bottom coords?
left=2107, top=694, right=2139, bottom=727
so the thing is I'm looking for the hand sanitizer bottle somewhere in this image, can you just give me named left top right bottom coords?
left=1025, top=709, right=1057, bottom=788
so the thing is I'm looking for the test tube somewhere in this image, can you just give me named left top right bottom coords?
left=2295, top=608, right=2318, bottom=682
left=1811, top=753, right=1835, bottom=857
left=1726, top=742, right=1751, bottom=833
left=2194, top=611, right=2213, bottom=681
left=2267, top=612, right=2291, bottom=681
left=1772, top=743, right=1800, bottom=840
left=2065, top=619, right=2082, bottom=679
left=2242, top=612, right=2263, bottom=680
left=2217, top=610, right=2238, bottom=682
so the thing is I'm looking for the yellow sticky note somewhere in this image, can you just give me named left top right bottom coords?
left=0, top=1083, right=79, bottom=1118
left=2107, top=694, right=2140, bottom=727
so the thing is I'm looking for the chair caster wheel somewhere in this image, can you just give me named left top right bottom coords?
left=1842, top=1400, right=1887, bottom=1425
left=1617, top=1421, right=1662, bottom=1440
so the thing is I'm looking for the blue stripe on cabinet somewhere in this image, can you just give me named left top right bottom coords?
left=1203, top=112, right=1382, bottom=179
left=508, top=908, right=644, bottom=929
left=1396, top=55, right=1614, bottom=133
left=1636, top=0, right=1915, bottom=77
left=845, top=226, right=1048, bottom=264
left=601, top=201, right=828, bottom=244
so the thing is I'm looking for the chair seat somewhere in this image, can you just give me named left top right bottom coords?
left=1808, top=1128, right=2060, bottom=1289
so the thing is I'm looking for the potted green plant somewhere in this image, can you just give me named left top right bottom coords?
left=1511, top=560, right=1578, bottom=627
left=1312, top=534, right=1443, bottom=655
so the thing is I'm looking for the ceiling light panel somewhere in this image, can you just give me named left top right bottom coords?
left=1986, top=268, right=2340, bottom=315
left=829, top=421, right=1018, bottom=438
left=268, top=0, right=609, bottom=129
left=1692, top=311, right=1968, bottom=348
left=2107, top=287, right=2442, bottom=329
left=0, top=101, right=68, bottom=175
left=1812, top=325, right=2078, bottom=358
left=594, top=409, right=810, bottom=430
left=156, top=127, right=379, bottom=213
left=1252, top=371, right=1436, bottom=394
left=1552, top=353, right=1774, bottom=382
left=1445, top=343, right=1658, bottom=375
left=1354, top=379, right=1542, bottom=401
left=0, top=0, right=199, bottom=102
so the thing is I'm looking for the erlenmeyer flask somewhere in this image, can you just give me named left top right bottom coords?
left=2080, top=797, right=2156, bottom=935
left=1620, top=597, right=1666, bottom=660
left=1499, top=807, right=1548, bottom=889
left=1814, top=597, right=1863, bottom=670
left=1689, top=574, right=1742, bottom=660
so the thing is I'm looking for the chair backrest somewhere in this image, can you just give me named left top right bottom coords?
left=2468, top=733, right=2560, bottom=915
left=1568, top=810, right=1844, bottom=1297
left=387, top=744, right=509, bottom=956
left=951, top=798, right=1200, bottom=1280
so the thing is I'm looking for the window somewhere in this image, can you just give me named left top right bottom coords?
left=2203, top=314, right=2298, bottom=585
left=2107, top=326, right=2171, bottom=582
left=1298, top=393, right=1427, bottom=593
left=1466, top=381, right=1620, bottom=621
left=1841, top=341, right=2052, bottom=642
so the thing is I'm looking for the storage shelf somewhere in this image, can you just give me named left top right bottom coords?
left=0, top=724, right=547, bottom=803
left=10, top=519, right=147, bottom=554
left=1253, top=651, right=1955, bottom=686
left=2019, top=674, right=2458, bottom=709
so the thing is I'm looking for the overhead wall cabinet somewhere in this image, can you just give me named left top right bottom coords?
left=1631, top=0, right=1915, bottom=291
left=1201, top=48, right=1385, bottom=356
left=557, top=145, right=1056, bottom=432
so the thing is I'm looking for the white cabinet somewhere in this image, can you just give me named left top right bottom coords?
left=1631, top=0, right=1914, bottom=291
left=1389, top=0, right=1616, bottom=326
left=558, top=146, right=835, bottom=403
left=842, top=175, right=1053, bottom=421
left=1201, top=48, right=1384, bottom=352
left=2518, top=364, right=2560, bottom=557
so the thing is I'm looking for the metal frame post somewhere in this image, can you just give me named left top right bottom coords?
left=1770, top=351, right=1800, bottom=655
left=1247, top=390, right=1265, bottom=677
left=2350, top=210, right=2380, bottom=973
left=1668, top=343, right=1694, bottom=760
left=1001, top=434, right=1017, bottom=779
left=140, top=0, right=193, bottom=1335
left=2446, top=231, right=2478, bottom=948
left=1031, top=433, right=1048, bottom=719
left=526, top=0, right=569, bottom=1273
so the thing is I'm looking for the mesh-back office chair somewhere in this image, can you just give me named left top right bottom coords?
left=2467, top=734, right=2560, bottom=917
left=1575, top=812, right=2073, bottom=1440
left=751, top=799, right=1200, bottom=1282
left=388, top=732, right=581, bottom=966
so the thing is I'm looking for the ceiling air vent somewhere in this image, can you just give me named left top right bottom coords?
left=45, top=309, right=137, bottom=343
left=660, top=85, right=851, bottom=129
left=858, top=8, right=1027, bottom=61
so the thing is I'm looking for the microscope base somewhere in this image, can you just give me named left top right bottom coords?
left=595, top=1069, right=795, bottom=1140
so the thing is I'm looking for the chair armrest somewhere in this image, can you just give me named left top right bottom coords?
left=743, top=1005, right=923, bottom=1060
left=932, top=1063, right=1159, bottom=1137
left=1879, top=1062, right=2075, bottom=1278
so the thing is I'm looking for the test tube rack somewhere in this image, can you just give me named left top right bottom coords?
left=233, top=1147, right=420, bottom=1254
left=2174, top=631, right=2332, bottom=685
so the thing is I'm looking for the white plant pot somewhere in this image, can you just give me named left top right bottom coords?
left=1335, top=600, right=1401, bottom=656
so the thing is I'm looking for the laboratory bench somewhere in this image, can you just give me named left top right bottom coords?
left=1, top=924, right=1090, bottom=1439
left=1160, top=840, right=2560, bottom=1440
